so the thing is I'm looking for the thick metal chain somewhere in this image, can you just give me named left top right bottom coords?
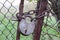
left=16, top=9, right=51, bottom=21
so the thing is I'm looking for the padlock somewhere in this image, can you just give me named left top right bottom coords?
left=19, top=17, right=35, bottom=35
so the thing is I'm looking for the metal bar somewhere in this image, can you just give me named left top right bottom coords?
left=33, top=0, right=47, bottom=40
left=16, top=0, right=24, bottom=40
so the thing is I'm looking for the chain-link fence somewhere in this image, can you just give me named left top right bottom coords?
left=0, top=0, right=60, bottom=40
left=0, top=0, right=18, bottom=40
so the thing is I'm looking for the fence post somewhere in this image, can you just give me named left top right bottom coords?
left=16, top=0, right=24, bottom=40
left=33, top=0, right=47, bottom=40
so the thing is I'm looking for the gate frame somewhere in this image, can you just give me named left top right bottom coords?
left=16, top=0, right=47, bottom=40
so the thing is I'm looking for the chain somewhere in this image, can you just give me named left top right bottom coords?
left=14, top=9, right=52, bottom=21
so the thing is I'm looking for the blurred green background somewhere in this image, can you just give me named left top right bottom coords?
left=0, top=0, right=60, bottom=40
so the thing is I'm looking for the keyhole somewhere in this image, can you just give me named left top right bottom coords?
left=25, top=30, right=27, bottom=33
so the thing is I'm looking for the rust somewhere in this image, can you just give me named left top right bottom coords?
left=16, top=0, right=24, bottom=40
left=33, top=0, right=47, bottom=40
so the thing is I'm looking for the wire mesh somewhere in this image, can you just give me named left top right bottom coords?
left=0, top=0, right=60, bottom=40
left=0, top=0, right=18, bottom=40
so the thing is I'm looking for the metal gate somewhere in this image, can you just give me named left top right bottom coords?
left=0, top=0, right=60, bottom=40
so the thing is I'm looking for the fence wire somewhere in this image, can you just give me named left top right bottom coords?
left=0, top=0, right=60, bottom=40
left=0, top=0, right=17, bottom=40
